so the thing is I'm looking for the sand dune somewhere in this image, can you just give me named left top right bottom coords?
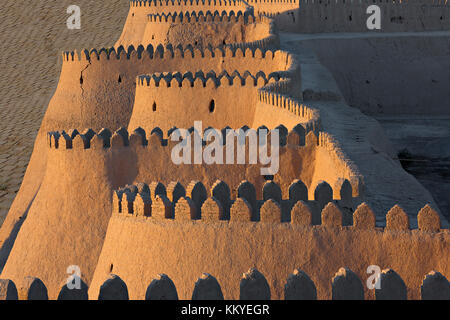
left=0, top=0, right=129, bottom=223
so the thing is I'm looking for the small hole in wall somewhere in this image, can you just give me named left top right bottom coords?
left=440, top=16, right=444, bottom=20
left=109, top=264, right=113, bottom=273
left=80, top=75, right=83, bottom=85
left=194, top=41, right=198, bottom=46
left=209, top=99, right=215, bottom=113
left=152, top=102, right=157, bottom=112
left=132, top=13, right=135, bottom=17
left=222, top=40, right=226, bottom=45
left=118, top=75, right=122, bottom=83
left=152, top=35, right=155, bottom=40
left=349, top=15, right=352, bottom=21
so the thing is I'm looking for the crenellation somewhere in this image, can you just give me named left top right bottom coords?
left=386, top=205, right=410, bottom=231
left=152, top=194, right=174, bottom=219
left=145, top=274, right=179, bottom=300
left=375, top=269, right=407, bottom=300
left=260, top=199, right=282, bottom=222
left=240, top=268, right=271, bottom=300
left=147, top=10, right=254, bottom=23
left=98, top=274, right=129, bottom=300
left=4, top=0, right=449, bottom=301
left=230, top=197, right=253, bottom=221
left=290, top=200, right=312, bottom=226
left=175, top=196, right=197, bottom=220
left=111, top=180, right=446, bottom=235
left=284, top=269, right=317, bottom=300
left=331, top=267, right=364, bottom=300
left=420, top=271, right=450, bottom=300
left=417, top=204, right=441, bottom=232
left=201, top=197, right=225, bottom=220
left=2, top=267, right=449, bottom=300
left=321, top=202, right=343, bottom=228
left=353, top=202, right=376, bottom=230
left=62, top=43, right=284, bottom=63
left=192, top=273, right=224, bottom=300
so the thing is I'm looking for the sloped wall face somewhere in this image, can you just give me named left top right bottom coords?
left=0, top=147, right=137, bottom=299
left=43, top=55, right=150, bottom=134
left=0, top=139, right=317, bottom=298
left=303, top=36, right=450, bottom=115
left=291, top=1, right=450, bottom=33
left=89, top=216, right=449, bottom=299
left=142, top=19, right=271, bottom=48
left=115, top=1, right=249, bottom=47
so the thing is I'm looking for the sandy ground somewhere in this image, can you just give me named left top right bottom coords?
left=0, top=0, right=129, bottom=224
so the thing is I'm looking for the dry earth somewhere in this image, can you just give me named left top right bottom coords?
left=0, top=0, right=129, bottom=224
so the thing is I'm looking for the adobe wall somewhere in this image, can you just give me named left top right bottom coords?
left=129, top=74, right=259, bottom=132
left=4, top=126, right=364, bottom=298
left=88, top=204, right=449, bottom=299
left=116, top=0, right=250, bottom=47
left=290, top=0, right=450, bottom=33
left=0, top=146, right=129, bottom=299
left=301, top=36, right=450, bottom=115
left=45, top=47, right=290, bottom=133
left=246, top=0, right=299, bottom=31
left=143, top=13, right=272, bottom=48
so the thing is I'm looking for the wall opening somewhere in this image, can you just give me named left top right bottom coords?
left=109, top=264, right=114, bottom=273
left=118, top=75, right=122, bottom=84
left=152, top=102, right=157, bottom=112
left=209, top=99, right=215, bottom=113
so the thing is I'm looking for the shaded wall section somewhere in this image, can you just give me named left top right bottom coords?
left=89, top=215, right=449, bottom=299
left=301, top=36, right=450, bottom=115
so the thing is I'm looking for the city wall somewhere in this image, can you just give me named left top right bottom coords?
left=87, top=197, right=449, bottom=299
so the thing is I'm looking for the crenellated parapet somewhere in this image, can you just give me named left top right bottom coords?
left=61, top=45, right=286, bottom=65
left=109, top=179, right=447, bottom=233
left=2, top=268, right=449, bottom=300
left=137, top=70, right=276, bottom=88
left=112, top=178, right=371, bottom=225
left=47, top=124, right=320, bottom=150
left=88, top=181, right=448, bottom=299
left=147, top=10, right=254, bottom=23
left=130, top=0, right=248, bottom=8
left=143, top=9, right=279, bottom=50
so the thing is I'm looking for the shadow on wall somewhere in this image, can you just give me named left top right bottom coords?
left=302, top=37, right=450, bottom=115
